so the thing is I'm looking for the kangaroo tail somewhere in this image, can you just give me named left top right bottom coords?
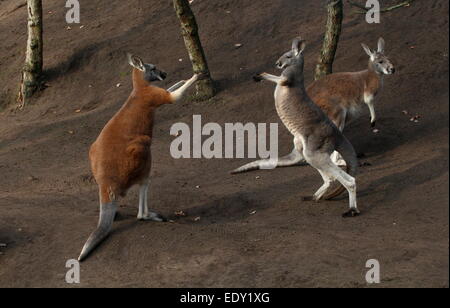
left=231, top=148, right=304, bottom=174
left=323, top=137, right=358, bottom=200
left=78, top=201, right=117, bottom=262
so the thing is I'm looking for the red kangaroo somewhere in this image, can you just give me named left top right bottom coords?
left=78, top=54, right=199, bottom=261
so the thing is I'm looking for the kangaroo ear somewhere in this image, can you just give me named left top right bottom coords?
left=127, top=53, right=145, bottom=71
left=361, top=43, right=374, bottom=57
left=292, top=38, right=306, bottom=56
left=377, top=37, right=385, bottom=53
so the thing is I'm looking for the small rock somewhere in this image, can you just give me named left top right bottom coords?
left=0, top=243, right=7, bottom=248
left=116, top=83, right=121, bottom=88
left=175, top=210, right=187, bottom=217
left=194, top=216, right=201, bottom=222
left=250, top=210, right=257, bottom=215
left=68, top=130, right=75, bottom=135
left=28, top=176, right=38, bottom=181
left=234, top=43, right=243, bottom=48
left=410, top=115, right=421, bottom=122
left=372, top=129, right=380, bottom=134
left=75, top=109, right=81, bottom=113
left=195, top=185, right=201, bottom=189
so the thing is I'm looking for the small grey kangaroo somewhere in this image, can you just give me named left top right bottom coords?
left=250, top=37, right=360, bottom=217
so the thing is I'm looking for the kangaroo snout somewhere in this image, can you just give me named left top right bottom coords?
left=275, top=61, right=285, bottom=70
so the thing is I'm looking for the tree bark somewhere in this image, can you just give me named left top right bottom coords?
left=314, top=0, right=343, bottom=81
left=173, top=0, right=215, bottom=100
left=19, top=0, right=43, bottom=107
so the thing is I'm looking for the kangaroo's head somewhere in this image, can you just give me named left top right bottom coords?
left=275, top=38, right=307, bottom=71
left=362, top=38, right=395, bottom=75
left=127, top=53, right=167, bottom=84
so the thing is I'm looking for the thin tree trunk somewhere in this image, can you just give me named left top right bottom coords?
left=173, top=0, right=215, bottom=100
left=18, top=0, right=43, bottom=107
left=314, top=0, right=343, bottom=81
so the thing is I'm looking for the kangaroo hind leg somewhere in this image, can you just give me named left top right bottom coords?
left=78, top=185, right=118, bottom=262
left=137, top=179, right=167, bottom=222
left=331, top=110, right=348, bottom=167
left=312, top=170, right=333, bottom=202
left=306, top=152, right=359, bottom=217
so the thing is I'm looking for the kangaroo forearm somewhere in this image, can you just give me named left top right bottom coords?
left=167, top=80, right=186, bottom=93
left=170, top=75, right=199, bottom=102
left=259, top=73, right=287, bottom=84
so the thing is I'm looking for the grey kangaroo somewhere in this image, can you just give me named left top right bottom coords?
left=247, top=37, right=360, bottom=217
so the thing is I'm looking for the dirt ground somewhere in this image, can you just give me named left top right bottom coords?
left=0, top=0, right=448, bottom=288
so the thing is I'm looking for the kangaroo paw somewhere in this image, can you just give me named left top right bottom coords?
left=253, top=74, right=263, bottom=82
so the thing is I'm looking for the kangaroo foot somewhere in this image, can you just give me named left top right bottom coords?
left=138, top=212, right=167, bottom=222
left=342, top=209, right=361, bottom=218
left=301, top=196, right=314, bottom=202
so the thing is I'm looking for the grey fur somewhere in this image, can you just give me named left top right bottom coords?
left=231, top=146, right=305, bottom=174
left=78, top=201, right=118, bottom=262
left=238, top=37, right=359, bottom=216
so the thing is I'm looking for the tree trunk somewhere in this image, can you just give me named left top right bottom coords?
left=173, top=0, right=215, bottom=100
left=314, top=0, right=343, bottom=81
left=19, top=0, right=43, bottom=107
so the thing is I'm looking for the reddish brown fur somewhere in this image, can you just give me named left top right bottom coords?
left=307, top=62, right=382, bottom=122
left=90, top=68, right=173, bottom=204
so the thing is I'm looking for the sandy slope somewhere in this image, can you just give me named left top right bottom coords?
left=0, top=0, right=448, bottom=287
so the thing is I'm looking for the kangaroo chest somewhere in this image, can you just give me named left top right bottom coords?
left=274, top=85, right=316, bottom=138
